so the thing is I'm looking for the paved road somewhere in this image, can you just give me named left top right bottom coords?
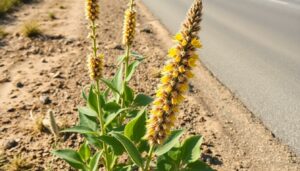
left=141, top=0, right=300, bottom=154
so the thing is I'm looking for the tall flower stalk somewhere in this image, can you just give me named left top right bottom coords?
left=122, top=0, right=136, bottom=94
left=85, top=1, right=110, bottom=170
left=145, top=0, right=203, bottom=169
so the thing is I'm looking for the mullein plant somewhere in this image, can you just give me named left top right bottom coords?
left=53, top=0, right=213, bottom=171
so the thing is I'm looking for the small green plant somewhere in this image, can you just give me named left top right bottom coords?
left=48, top=12, right=56, bottom=20
left=52, top=0, right=212, bottom=170
left=0, top=0, right=20, bottom=16
left=0, top=27, right=8, bottom=39
left=3, top=154, right=32, bottom=171
left=21, top=21, right=42, bottom=37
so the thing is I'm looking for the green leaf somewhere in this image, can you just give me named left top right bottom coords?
left=112, top=133, right=143, bottom=167
left=82, top=88, right=87, bottom=101
left=133, top=94, right=153, bottom=107
left=104, top=102, right=121, bottom=113
left=155, top=130, right=184, bottom=156
left=185, top=161, right=214, bottom=171
left=105, top=108, right=129, bottom=127
left=89, top=151, right=103, bottom=171
left=181, top=135, right=203, bottom=164
left=156, top=155, right=174, bottom=171
left=112, top=65, right=123, bottom=93
left=101, top=79, right=120, bottom=94
left=124, top=85, right=134, bottom=105
left=98, top=135, right=125, bottom=155
left=137, top=140, right=150, bottom=153
left=52, top=149, right=87, bottom=170
left=61, top=126, right=97, bottom=135
left=131, top=51, right=145, bottom=61
left=85, top=135, right=102, bottom=149
left=117, top=54, right=126, bottom=64
left=78, top=107, right=98, bottom=117
left=124, top=109, right=146, bottom=143
left=88, top=85, right=98, bottom=112
left=79, top=112, right=98, bottom=131
left=79, top=142, right=91, bottom=162
left=126, top=61, right=140, bottom=81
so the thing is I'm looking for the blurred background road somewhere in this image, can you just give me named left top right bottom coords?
left=141, top=0, right=300, bottom=154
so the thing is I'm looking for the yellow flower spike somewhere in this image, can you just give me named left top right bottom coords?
left=122, top=8, right=137, bottom=46
left=85, top=0, right=100, bottom=21
left=146, top=0, right=203, bottom=145
left=87, top=54, right=103, bottom=81
left=191, top=38, right=202, bottom=48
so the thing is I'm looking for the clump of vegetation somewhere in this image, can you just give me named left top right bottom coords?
left=21, top=21, right=42, bottom=37
left=0, top=0, right=20, bottom=15
left=3, top=154, right=32, bottom=171
left=0, top=27, right=8, bottom=39
left=0, top=0, right=34, bottom=16
left=48, top=12, right=56, bottom=20
left=53, top=0, right=211, bottom=170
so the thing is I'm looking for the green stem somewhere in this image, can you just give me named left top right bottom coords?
left=144, top=145, right=155, bottom=171
left=91, top=20, right=111, bottom=171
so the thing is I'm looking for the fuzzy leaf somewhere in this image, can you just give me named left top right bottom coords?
left=112, top=133, right=143, bottom=167
left=104, top=102, right=121, bottom=113
left=52, top=149, right=87, bottom=170
left=155, top=130, right=184, bottom=156
left=112, top=65, right=123, bottom=93
left=101, top=79, right=120, bottom=95
left=98, top=135, right=125, bottom=155
left=181, top=135, right=203, bottom=164
left=124, top=109, right=146, bottom=142
left=79, top=142, right=91, bottom=162
left=79, top=112, right=98, bottom=131
left=89, top=151, right=103, bottom=171
left=126, top=61, right=140, bottom=81
left=78, top=106, right=98, bottom=117
left=133, top=94, right=153, bottom=106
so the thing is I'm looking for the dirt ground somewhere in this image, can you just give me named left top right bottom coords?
left=0, top=0, right=299, bottom=170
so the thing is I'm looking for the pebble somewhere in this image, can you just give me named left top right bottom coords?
left=16, top=82, right=24, bottom=88
left=4, top=139, right=18, bottom=150
left=7, top=107, right=16, bottom=112
left=40, top=95, right=51, bottom=105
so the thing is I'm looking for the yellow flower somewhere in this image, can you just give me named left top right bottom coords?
left=188, top=57, right=197, bottom=67
left=161, top=75, right=171, bottom=84
left=174, top=33, right=183, bottom=41
left=168, top=48, right=179, bottom=58
left=191, top=38, right=202, bottom=48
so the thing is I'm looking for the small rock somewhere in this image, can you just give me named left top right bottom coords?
left=114, top=44, right=123, bottom=50
left=140, top=27, right=152, bottom=34
left=7, top=107, right=16, bottom=112
left=4, top=139, right=18, bottom=150
left=16, top=82, right=24, bottom=88
left=41, top=58, right=47, bottom=63
left=40, top=95, right=51, bottom=105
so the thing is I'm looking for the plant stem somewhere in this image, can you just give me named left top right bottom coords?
left=144, top=145, right=155, bottom=171
left=91, top=20, right=111, bottom=171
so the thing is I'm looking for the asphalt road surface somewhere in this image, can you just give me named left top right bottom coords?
left=141, top=0, right=300, bottom=154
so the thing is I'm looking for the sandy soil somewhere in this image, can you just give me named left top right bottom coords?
left=0, top=0, right=299, bottom=170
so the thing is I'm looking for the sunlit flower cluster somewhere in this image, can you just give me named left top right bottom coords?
left=146, top=0, right=203, bottom=145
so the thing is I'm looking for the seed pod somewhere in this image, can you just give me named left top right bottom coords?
left=87, top=54, right=103, bottom=81
left=146, top=0, right=203, bottom=145
left=85, top=0, right=100, bottom=21
left=122, top=8, right=137, bottom=46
